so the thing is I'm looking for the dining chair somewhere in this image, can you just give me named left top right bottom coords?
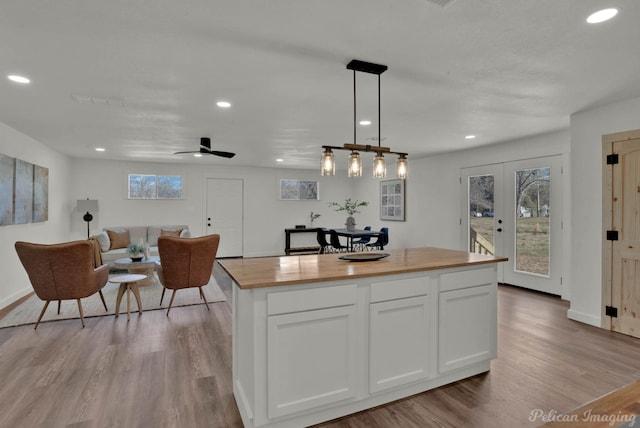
left=156, top=234, right=220, bottom=315
left=316, top=228, right=332, bottom=254
left=14, top=240, right=110, bottom=329
left=352, top=225, right=372, bottom=251
left=366, top=227, right=389, bottom=251
left=329, top=230, right=349, bottom=253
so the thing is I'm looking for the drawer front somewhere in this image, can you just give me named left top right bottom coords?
left=370, top=275, right=429, bottom=303
left=439, top=266, right=496, bottom=292
left=267, top=284, right=357, bottom=316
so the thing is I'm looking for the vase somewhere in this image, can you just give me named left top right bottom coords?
left=130, top=256, right=143, bottom=262
left=345, top=216, right=356, bottom=232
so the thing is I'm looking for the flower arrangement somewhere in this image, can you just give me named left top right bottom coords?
left=328, top=198, right=369, bottom=216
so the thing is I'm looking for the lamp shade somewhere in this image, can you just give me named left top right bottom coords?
left=77, top=199, right=98, bottom=213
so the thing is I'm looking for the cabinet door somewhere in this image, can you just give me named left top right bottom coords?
left=267, top=305, right=357, bottom=419
left=369, top=294, right=431, bottom=393
left=438, top=284, right=497, bottom=373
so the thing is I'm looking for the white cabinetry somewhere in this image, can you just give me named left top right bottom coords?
left=369, top=276, right=433, bottom=393
left=267, top=305, right=357, bottom=418
left=438, top=267, right=497, bottom=373
left=266, top=284, right=358, bottom=419
left=231, top=264, right=499, bottom=428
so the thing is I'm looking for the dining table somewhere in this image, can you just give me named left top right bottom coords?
left=331, top=228, right=384, bottom=252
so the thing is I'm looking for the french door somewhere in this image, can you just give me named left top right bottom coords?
left=462, top=156, right=563, bottom=295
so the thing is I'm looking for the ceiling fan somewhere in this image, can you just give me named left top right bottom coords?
left=174, top=137, right=236, bottom=158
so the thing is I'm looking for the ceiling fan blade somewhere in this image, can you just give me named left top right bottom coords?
left=174, top=137, right=235, bottom=158
left=209, top=150, right=236, bottom=158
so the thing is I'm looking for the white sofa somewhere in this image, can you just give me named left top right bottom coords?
left=94, top=225, right=190, bottom=265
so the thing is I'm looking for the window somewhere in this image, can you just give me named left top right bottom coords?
left=128, top=174, right=182, bottom=199
left=279, top=179, right=319, bottom=200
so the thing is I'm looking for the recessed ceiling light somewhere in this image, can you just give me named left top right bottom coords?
left=276, top=158, right=284, bottom=163
left=95, top=147, right=105, bottom=152
left=359, top=120, right=371, bottom=126
left=465, top=135, right=476, bottom=139
left=216, top=101, right=231, bottom=108
left=587, top=8, right=618, bottom=24
left=194, top=153, right=203, bottom=157
left=7, top=74, right=30, bottom=84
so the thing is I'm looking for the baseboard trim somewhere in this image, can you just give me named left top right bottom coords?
left=0, top=287, right=33, bottom=316
left=567, top=308, right=601, bottom=328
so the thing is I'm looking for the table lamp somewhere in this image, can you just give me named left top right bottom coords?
left=77, top=199, right=98, bottom=239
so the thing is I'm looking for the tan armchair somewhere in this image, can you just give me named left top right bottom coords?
left=14, top=240, right=109, bottom=329
left=156, top=234, right=220, bottom=315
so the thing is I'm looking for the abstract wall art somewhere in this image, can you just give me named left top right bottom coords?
left=0, top=153, right=48, bottom=226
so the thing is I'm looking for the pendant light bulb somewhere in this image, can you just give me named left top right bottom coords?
left=373, top=153, right=386, bottom=178
left=321, top=148, right=335, bottom=176
left=396, top=154, right=408, bottom=179
left=348, top=151, right=362, bottom=177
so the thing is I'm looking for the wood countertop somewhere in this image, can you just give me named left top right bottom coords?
left=218, top=247, right=508, bottom=289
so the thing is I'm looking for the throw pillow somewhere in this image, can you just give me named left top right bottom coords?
left=96, top=231, right=110, bottom=252
left=107, top=229, right=130, bottom=250
left=180, top=229, right=191, bottom=238
left=161, top=228, right=182, bottom=238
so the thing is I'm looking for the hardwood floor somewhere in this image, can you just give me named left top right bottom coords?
left=1, top=264, right=640, bottom=428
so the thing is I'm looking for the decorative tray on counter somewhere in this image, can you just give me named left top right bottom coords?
left=338, top=252, right=390, bottom=262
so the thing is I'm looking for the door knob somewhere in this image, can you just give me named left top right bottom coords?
left=497, top=228, right=503, bottom=232
left=208, top=223, right=211, bottom=227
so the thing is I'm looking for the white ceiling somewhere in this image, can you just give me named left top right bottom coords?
left=2, top=0, right=639, bottom=171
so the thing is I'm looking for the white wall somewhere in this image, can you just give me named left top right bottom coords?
left=0, top=122, right=72, bottom=308
left=69, top=158, right=394, bottom=258
left=569, top=96, right=640, bottom=327
left=406, top=131, right=571, bottom=299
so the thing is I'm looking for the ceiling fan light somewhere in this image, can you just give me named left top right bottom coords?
left=396, top=154, right=408, bottom=179
left=373, top=153, right=386, bottom=178
left=321, top=148, right=335, bottom=176
left=348, top=151, right=362, bottom=177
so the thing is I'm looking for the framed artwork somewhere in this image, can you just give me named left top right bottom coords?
left=0, top=153, right=48, bottom=226
left=0, top=154, right=15, bottom=225
left=380, top=179, right=405, bottom=221
left=279, top=179, right=319, bottom=200
left=33, top=165, right=49, bottom=222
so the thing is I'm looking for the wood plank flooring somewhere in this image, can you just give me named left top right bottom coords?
left=1, top=263, right=640, bottom=427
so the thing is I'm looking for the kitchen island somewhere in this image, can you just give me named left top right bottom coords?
left=219, top=247, right=507, bottom=428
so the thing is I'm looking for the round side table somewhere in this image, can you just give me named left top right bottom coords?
left=110, top=274, right=146, bottom=321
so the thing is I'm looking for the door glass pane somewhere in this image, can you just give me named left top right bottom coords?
left=514, top=167, right=550, bottom=276
left=468, top=175, right=495, bottom=255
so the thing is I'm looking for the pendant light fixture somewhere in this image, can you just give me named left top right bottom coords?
left=321, top=59, right=408, bottom=179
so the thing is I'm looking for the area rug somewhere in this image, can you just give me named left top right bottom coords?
left=0, top=273, right=226, bottom=328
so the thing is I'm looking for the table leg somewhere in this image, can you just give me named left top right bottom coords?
left=130, top=283, right=142, bottom=314
left=115, top=283, right=126, bottom=318
left=126, top=284, right=131, bottom=321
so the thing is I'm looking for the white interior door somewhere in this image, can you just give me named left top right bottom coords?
left=206, top=178, right=243, bottom=258
left=462, top=155, right=563, bottom=295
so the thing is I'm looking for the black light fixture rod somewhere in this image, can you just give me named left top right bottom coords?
left=353, top=69, right=357, bottom=146
left=378, top=73, right=381, bottom=149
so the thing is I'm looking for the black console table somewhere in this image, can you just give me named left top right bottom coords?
left=285, top=228, right=321, bottom=255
